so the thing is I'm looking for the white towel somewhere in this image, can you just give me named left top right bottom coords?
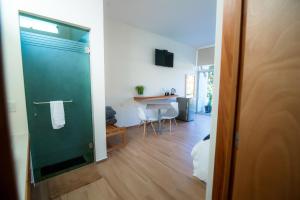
left=50, top=101, right=65, bottom=129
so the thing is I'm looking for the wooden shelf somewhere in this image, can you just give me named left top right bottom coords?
left=133, top=95, right=178, bottom=101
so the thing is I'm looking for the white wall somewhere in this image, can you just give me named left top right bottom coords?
left=104, top=19, right=197, bottom=127
left=1, top=0, right=106, bottom=199
left=206, top=0, right=224, bottom=199
left=197, top=46, right=215, bottom=66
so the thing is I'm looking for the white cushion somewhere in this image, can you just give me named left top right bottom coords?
left=191, top=139, right=210, bottom=182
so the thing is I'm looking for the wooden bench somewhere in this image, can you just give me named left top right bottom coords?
left=106, top=125, right=127, bottom=152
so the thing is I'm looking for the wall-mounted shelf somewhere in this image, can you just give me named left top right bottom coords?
left=133, top=95, right=178, bottom=101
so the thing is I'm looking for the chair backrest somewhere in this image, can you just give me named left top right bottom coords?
left=137, top=106, right=147, bottom=121
left=171, top=102, right=179, bottom=116
left=146, top=108, right=158, bottom=119
left=162, top=102, right=179, bottom=118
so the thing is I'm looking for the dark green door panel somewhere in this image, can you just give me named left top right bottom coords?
left=20, top=31, right=94, bottom=182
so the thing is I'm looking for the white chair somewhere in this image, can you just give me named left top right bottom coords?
left=161, top=102, right=179, bottom=134
left=137, top=105, right=158, bottom=137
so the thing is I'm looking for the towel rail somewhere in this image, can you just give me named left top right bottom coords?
left=33, top=100, right=73, bottom=105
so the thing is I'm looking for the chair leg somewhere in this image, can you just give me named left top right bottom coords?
left=150, top=122, right=157, bottom=136
left=174, top=118, right=178, bottom=126
left=169, top=119, right=172, bottom=134
left=143, top=122, right=147, bottom=137
left=138, top=120, right=143, bottom=128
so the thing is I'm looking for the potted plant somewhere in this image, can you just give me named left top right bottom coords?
left=205, top=93, right=212, bottom=113
left=135, top=85, right=144, bottom=95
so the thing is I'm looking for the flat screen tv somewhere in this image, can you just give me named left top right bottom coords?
left=155, top=49, right=174, bottom=67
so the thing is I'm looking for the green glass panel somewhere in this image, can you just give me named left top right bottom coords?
left=20, top=31, right=94, bottom=182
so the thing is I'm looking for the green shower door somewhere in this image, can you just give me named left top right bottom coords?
left=20, top=31, right=94, bottom=182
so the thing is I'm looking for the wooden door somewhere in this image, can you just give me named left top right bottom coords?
left=231, top=0, right=300, bottom=199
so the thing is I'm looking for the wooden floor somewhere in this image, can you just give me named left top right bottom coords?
left=32, top=114, right=210, bottom=200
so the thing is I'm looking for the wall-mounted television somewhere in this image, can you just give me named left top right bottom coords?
left=155, top=49, right=174, bottom=67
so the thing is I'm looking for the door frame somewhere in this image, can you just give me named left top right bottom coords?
left=211, top=0, right=244, bottom=199
left=0, top=0, right=19, bottom=198
left=19, top=12, right=97, bottom=167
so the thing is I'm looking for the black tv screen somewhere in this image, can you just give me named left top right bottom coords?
left=155, top=49, right=174, bottom=67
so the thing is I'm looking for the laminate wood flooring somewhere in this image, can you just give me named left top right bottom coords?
left=31, top=114, right=210, bottom=200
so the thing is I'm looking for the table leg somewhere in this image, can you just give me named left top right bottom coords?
left=158, top=108, right=162, bottom=134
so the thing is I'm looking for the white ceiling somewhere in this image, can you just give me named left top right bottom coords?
left=104, top=0, right=217, bottom=48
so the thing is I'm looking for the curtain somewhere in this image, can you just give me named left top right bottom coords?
left=197, top=72, right=208, bottom=113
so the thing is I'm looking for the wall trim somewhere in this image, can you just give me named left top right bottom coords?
left=197, top=44, right=215, bottom=50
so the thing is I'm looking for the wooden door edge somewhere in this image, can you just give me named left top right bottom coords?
left=212, top=0, right=244, bottom=199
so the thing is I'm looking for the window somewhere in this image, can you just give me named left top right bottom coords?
left=20, top=15, right=59, bottom=34
left=185, top=74, right=196, bottom=98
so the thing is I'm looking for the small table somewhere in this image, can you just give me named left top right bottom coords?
left=106, top=125, right=127, bottom=152
left=147, top=103, right=172, bottom=134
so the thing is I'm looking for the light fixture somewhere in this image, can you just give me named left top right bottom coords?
left=20, top=16, right=59, bottom=34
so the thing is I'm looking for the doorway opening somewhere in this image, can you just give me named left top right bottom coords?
left=103, top=0, right=218, bottom=199
left=196, top=65, right=214, bottom=115
left=19, top=14, right=94, bottom=182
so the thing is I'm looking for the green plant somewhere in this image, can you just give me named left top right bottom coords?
left=207, top=93, right=213, bottom=106
left=135, top=85, right=144, bottom=95
left=207, top=70, right=214, bottom=107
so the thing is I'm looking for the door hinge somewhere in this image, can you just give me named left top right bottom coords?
left=89, top=142, right=94, bottom=149
left=234, top=131, right=239, bottom=149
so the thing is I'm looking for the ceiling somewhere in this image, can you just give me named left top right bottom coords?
left=104, top=0, right=217, bottom=48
